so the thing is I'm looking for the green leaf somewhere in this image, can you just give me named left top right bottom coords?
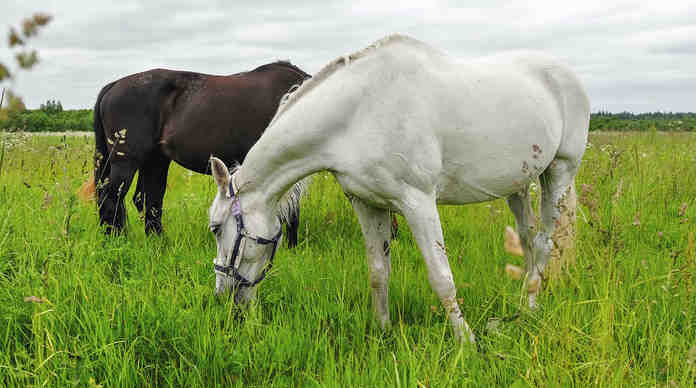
left=15, top=50, right=38, bottom=69
left=32, top=13, right=53, bottom=27
left=8, top=28, right=24, bottom=47
left=0, top=63, right=10, bottom=81
left=21, top=19, right=38, bottom=38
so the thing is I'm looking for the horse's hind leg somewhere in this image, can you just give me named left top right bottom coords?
left=98, top=159, right=137, bottom=234
left=350, top=198, right=392, bottom=330
left=139, top=152, right=171, bottom=235
left=506, top=185, right=538, bottom=296
left=526, top=158, right=579, bottom=307
left=400, top=190, right=475, bottom=343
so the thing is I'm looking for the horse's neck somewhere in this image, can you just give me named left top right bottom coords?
left=236, top=45, right=404, bottom=210
left=236, top=98, right=347, bottom=210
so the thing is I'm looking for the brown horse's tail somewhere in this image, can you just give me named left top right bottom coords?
left=77, top=172, right=96, bottom=202
left=87, top=81, right=116, bottom=206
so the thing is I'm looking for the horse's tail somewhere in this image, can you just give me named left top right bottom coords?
left=542, top=62, right=589, bottom=279
left=79, top=81, right=116, bottom=203
left=77, top=172, right=96, bottom=202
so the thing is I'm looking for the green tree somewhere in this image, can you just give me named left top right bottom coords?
left=1, top=12, right=52, bottom=122
left=40, top=99, right=63, bottom=114
left=0, top=13, right=52, bottom=84
left=0, top=89, right=26, bottom=122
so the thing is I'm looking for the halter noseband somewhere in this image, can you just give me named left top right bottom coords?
left=213, top=179, right=282, bottom=289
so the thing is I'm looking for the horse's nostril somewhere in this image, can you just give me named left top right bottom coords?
left=210, top=224, right=220, bottom=235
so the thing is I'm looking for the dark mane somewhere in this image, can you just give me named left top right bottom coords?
left=252, top=61, right=311, bottom=79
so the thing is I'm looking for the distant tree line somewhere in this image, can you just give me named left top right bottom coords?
left=39, top=99, right=63, bottom=114
left=1, top=101, right=91, bottom=132
left=1, top=105, right=695, bottom=132
left=590, top=111, right=696, bottom=132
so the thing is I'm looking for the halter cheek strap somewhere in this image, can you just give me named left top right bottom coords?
left=213, top=180, right=282, bottom=289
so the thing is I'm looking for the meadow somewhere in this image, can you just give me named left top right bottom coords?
left=0, top=131, right=694, bottom=387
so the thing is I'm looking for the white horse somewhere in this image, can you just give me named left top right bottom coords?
left=208, top=34, right=590, bottom=342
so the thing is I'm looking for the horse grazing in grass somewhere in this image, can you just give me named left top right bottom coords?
left=206, top=34, right=589, bottom=342
left=90, top=61, right=310, bottom=246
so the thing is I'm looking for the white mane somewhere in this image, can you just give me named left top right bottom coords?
left=270, top=33, right=427, bottom=126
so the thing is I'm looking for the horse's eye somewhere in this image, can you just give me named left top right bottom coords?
left=210, top=224, right=221, bottom=235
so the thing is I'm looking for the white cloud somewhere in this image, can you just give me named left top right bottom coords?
left=1, top=0, right=695, bottom=111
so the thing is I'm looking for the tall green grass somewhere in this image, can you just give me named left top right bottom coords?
left=0, top=132, right=694, bottom=387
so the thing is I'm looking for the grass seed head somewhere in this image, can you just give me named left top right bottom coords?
left=505, top=264, right=524, bottom=280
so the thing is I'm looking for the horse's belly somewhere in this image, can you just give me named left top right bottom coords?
left=436, top=167, right=540, bottom=204
left=436, top=134, right=558, bottom=204
left=430, top=73, right=562, bottom=204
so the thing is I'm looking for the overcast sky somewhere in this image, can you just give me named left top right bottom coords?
left=1, top=0, right=695, bottom=112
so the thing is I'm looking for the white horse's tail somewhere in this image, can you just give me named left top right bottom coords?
left=539, top=62, right=589, bottom=279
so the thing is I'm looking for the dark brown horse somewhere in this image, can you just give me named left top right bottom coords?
left=92, top=61, right=310, bottom=246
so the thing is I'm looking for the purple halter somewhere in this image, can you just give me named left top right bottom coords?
left=213, top=180, right=282, bottom=289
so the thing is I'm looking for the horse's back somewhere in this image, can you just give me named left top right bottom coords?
left=99, top=69, right=203, bottom=133
left=97, top=68, right=267, bottom=171
left=332, top=42, right=589, bottom=205
left=349, top=43, right=587, bottom=150
left=159, top=71, right=298, bottom=173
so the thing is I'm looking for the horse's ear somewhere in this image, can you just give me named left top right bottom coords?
left=210, top=157, right=230, bottom=193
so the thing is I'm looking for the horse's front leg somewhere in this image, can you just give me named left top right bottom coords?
left=400, top=190, right=475, bottom=343
left=350, top=198, right=392, bottom=330
left=140, top=154, right=171, bottom=235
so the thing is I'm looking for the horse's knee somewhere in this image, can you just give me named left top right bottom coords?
left=369, top=264, right=389, bottom=290
left=97, top=184, right=129, bottom=234
left=144, top=220, right=163, bottom=235
left=427, top=270, right=457, bottom=301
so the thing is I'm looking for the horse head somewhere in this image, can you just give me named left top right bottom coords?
left=209, top=156, right=282, bottom=303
